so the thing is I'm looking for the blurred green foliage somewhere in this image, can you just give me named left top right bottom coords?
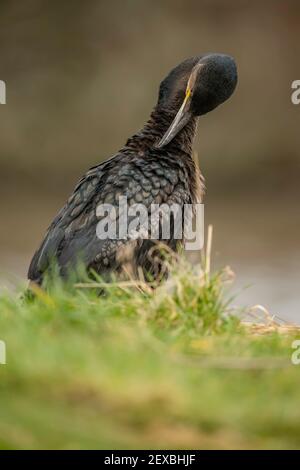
left=0, top=261, right=299, bottom=449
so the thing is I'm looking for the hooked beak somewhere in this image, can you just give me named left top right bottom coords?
left=156, top=87, right=192, bottom=148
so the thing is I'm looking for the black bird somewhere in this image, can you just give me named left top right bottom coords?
left=28, top=53, right=237, bottom=285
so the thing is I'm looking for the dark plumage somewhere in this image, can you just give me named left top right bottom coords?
left=28, top=53, right=237, bottom=284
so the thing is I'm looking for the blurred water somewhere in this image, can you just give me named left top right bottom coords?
left=229, top=258, right=300, bottom=323
left=207, top=194, right=300, bottom=323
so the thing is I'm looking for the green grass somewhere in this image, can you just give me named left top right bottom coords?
left=0, top=260, right=299, bottom=449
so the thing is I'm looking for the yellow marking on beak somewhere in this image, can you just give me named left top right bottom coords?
left=184, top=85, right=192, bottom=103
left=185, top=86, right=191, bottom=100
left=181, top=86, right=191, bottom=108
left=155, top=80, right=194, bottom=148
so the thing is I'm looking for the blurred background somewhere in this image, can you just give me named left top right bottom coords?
left=0, top=0, right=299, bottom=320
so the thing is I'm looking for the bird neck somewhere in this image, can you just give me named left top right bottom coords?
left=125, top=106, right=198, bottom=155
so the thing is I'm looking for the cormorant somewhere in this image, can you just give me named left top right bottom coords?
left=28, top=53, right=237, bottom=285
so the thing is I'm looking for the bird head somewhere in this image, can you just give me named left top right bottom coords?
left=156, top=53, right=238, bottom=148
